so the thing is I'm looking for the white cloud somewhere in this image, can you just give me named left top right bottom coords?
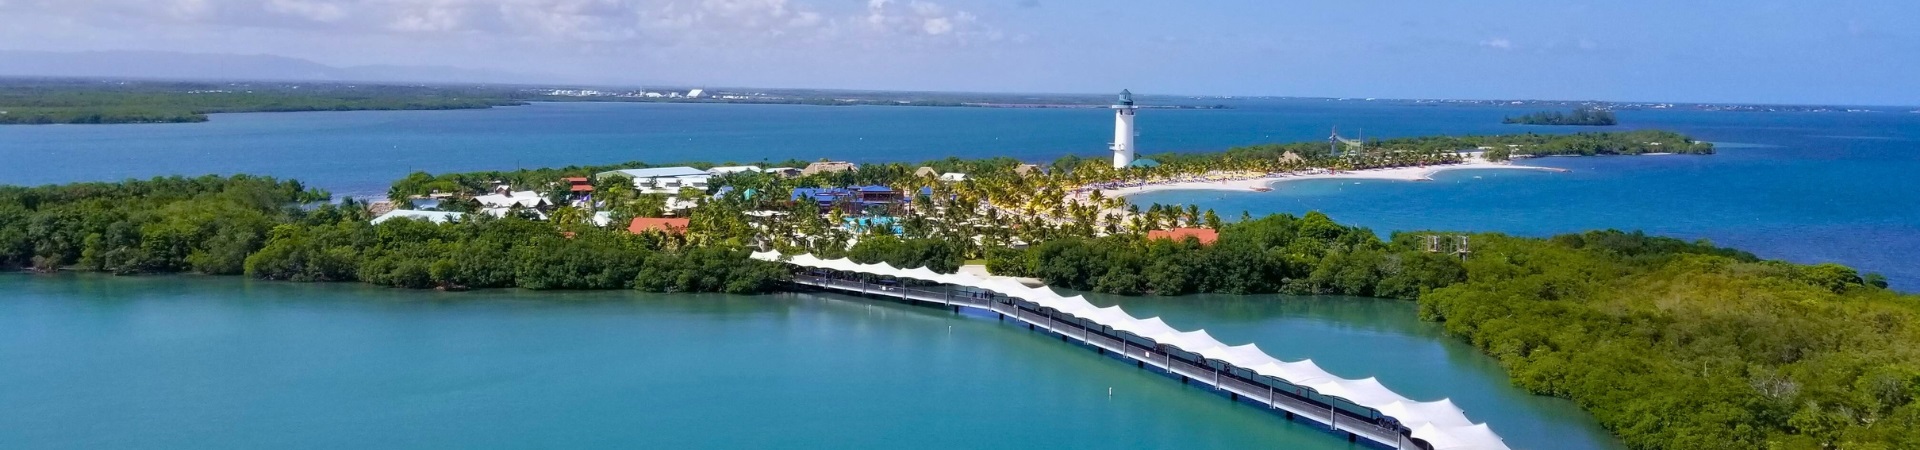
left=0, top=0, right=993, bottom=46
left=1479, top=38, right=1514, bottom=50
left=265, top=0, right=347, bottom=23
left=923, top=16, right=952, bottom=35
left=860, top=0, right=990, bottom=40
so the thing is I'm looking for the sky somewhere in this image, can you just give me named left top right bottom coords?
left=1, top=0, right=1917, bottom=105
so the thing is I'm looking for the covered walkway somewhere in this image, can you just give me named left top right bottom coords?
left=753, top=252, right=1511, bottom=450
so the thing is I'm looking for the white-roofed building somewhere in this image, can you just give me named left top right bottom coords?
left=474, top=191, right=549, bottom=209
left=940, top=172, right=968, bottom=182
left=708, top=166, right=763, bottom=175
left=597, top=167, right=712, bottom=194
left=371, top=210, right=465, bottom=225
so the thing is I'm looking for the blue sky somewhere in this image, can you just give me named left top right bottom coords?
left=1, top=0, right=1916, bottom=105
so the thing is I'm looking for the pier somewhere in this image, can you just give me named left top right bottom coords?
left=754, top=252, right=1511, bottom=450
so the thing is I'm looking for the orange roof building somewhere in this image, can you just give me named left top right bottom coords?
left=1146, top=228, right=1219, bottom=245
left=563, top=177, right=594, bottom=193
left=628, top=217, right=691, bottom=235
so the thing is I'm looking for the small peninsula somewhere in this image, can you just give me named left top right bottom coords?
left=1504, top=108, right=1619, bottom=126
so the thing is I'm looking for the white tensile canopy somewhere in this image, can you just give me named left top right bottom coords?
left=751, top=252, right=1509, bottom=450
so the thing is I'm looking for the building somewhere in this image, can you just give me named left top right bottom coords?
left=1127, top=158, right=1161, bottom=169
left=1147, top=228, right=1219, bottom=245
left=791, top=185, right=907, bottom=214
left=801, top=161, right=859, bottom=176
left=475, top=191, right=551, bottom=219
left=686, top=89, right=705, bottom=99
left=597, top=167, right=712, bottom=194
left=628, top=217, right=691, bottom=235
left=708, top=166, right=762, bottom=175
left=1014, top=164, right=1046, bottom=177
left=475, top=191, right=549, bottom=209
left=371, top=210, right=465, bottom=225
left=562, top=177, right=594, bottom=194
left=915, top=166, right=939, bottom=178
left=1112, top=89, right=1139, bottom=169
left=939, top=172, right=968, bottom=182
left=765, top=167, right=802, bottom=177
left=854, top=185, right=901, bottom=203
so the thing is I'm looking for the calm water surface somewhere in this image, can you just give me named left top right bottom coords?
left=0, top=275, right=1617, bottom=449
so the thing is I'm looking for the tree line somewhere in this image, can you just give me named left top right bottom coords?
left=1504, top=108, right=1619, bottom=126
left=0, top=80, right=527, bottom=125
left=0, top=175, right=786, bottom=293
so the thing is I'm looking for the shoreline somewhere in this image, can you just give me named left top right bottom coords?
left=1095, top=159, right=1564, bottom=199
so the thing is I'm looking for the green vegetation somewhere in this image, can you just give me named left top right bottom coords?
left=1422, top=233, right=1919, bottom=450
left=977, top=216, right=1915, bottom=449
left=244, top=215, right=785, bottom=293
left=0, top=176, right=786, bottom=293
left=1504, top=108, right=1619, bottom=126
left=0, top=175, right=327, bottom=273
left=984, top=212, right=1465, bottom=297
left=1202, top=130, right=1708, bottom=163
left=0, top=80, right=526, bottom=124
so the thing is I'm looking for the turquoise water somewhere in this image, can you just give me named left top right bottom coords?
left=0, top=275, right=1616, bottom=449
left=1131, top=112, right=1920, bottom=286
left=3, top=101, right=1915, bottom=285
left=1094, top=294, right=1620, bottom=450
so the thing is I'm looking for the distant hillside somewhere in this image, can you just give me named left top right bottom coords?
left=0, top=50, right=559, bottom=85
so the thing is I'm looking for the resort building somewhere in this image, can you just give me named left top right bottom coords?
left=1014, top=164, right=1046, bottom=177
left=765, top=167, right=802, bottom=177
left=370, top=210, right=465, bottom=225
left=1146, top=228, right=1220, bottom=245
left=802, top=161, right=859, bottom=176
left=475, top=191, right=551, bottom=219
left=915, top=166, right=967, bottom=182
left=791, top=185, right=918, bottom=214
left=475, top=191, right=549, bottom=209
left=628, top=217, right=691, bottom=235
left=596, top=167, right=712, bottom=194
left=707, top=166, right=763, bottom=175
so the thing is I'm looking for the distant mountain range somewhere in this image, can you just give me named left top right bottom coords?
left=0, top=50, right=565, bottom=85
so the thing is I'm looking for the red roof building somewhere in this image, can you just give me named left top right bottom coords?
left=563, top=177, right=594, bottom=193
left=628, top=217, right=691, bottom=235
left=1146, top=228, right=1219, bottom=245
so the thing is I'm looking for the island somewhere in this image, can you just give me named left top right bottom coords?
left=0, top=79, right=1226, bottom=125
left=3, top=130, right=1913, bottom=450
left=1503, top=108, right=1619, bottom=126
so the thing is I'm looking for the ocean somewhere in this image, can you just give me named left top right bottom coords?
left=2, top=99, right=1914, bottom=285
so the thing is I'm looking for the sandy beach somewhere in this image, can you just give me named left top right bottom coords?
left=1093, top=159, right=1564, bottom=199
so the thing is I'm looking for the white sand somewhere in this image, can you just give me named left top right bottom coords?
left=1097, top=159, right=1564, bottom=199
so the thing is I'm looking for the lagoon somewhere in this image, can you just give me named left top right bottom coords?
left=0, top=274, right=1618, bottom=449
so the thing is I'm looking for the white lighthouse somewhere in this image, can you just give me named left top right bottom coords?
left=1111, top=89, right=1138, bottom=169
